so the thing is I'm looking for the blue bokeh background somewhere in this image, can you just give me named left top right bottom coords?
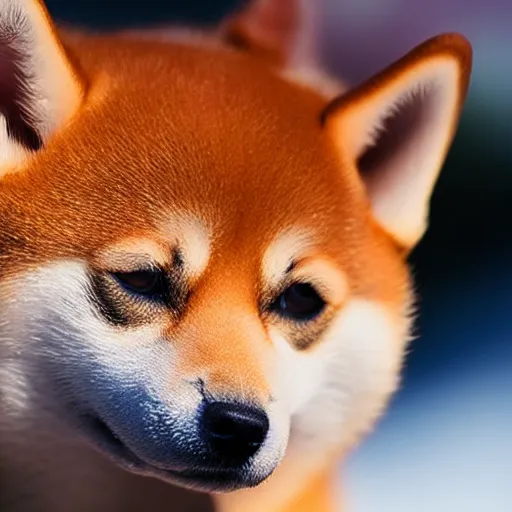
left=45, top=1, right=512, bottom=510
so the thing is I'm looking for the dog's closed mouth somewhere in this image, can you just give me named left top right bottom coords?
left=78, top=413, right=259, bottom=490
left=80, top=413, right=143, bottom=468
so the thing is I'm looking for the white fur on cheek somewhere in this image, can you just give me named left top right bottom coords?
left=0, top=261, right=187, bottom=420
left=273, top=299, right=409, bottom=455
left=271, top=329, right=325, bottom=415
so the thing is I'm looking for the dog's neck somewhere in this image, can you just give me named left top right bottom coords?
left=216, top=440, right=343, bottom=512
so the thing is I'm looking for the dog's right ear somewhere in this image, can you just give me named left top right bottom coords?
left=322, top=34, right=472, bottom=249
left=221, top=0, right=318, bottom=68
left=0, top=0, right=85, bottom=175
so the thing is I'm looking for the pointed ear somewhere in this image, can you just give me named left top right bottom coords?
left=221, top=0, right=317, bottom=67
left=0, top=0, right=85, bottom=172
left=322, top=34, right=472, bottom=249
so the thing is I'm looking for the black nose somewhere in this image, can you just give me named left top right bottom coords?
left=201, top=402, right=269, bottom=464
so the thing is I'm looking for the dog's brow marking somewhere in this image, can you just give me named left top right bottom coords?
left=160, top=213, right=211, bottom=277
left=293, top=259, right=349, bottom=308
left=262, top=228, right=316, bottom=288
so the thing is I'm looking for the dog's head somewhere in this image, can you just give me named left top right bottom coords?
left=0, top=0, right=471, bottom=493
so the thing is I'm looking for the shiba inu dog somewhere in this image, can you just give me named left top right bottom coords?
left=0, top=0, right=472, bottom=510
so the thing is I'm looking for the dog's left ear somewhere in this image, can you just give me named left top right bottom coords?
left=0, top=0, right=85, bottom=172
left=323, top=34, right=472, bottom=249
left=221, top=0, right=317, bottom=67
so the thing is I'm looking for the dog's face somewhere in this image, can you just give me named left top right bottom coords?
left=0, top=0, right=471, bottom=494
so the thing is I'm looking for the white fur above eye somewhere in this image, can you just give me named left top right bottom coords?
left=159, top=212, right=212, bottom=279
left=261, top=227, right=316, bottom=289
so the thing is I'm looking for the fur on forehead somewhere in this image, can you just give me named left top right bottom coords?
left=0, top=23, right=423, bottom=312
left=0, top=36, right=366, bottom=263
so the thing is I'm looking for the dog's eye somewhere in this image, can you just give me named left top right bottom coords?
left=273, top=283, right=325, bottom=321
left=112, top=269, right=165, bottom=297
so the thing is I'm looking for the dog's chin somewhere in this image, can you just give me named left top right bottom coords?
left=78, top=413, right=271, bottom=493
left=140, top=466, right=269, bottom=493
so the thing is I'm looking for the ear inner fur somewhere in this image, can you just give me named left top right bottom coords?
left=321, top=34, right=472, bottom=249
left=0, top=0, right=85, bottom=170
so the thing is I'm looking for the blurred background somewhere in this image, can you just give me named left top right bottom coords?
left=45, top=1, right=511, bottom=510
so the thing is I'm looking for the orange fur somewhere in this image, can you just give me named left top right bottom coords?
left=282, top=469, right=339, bottom=512
left=0, top=1, right=472, bottom=511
